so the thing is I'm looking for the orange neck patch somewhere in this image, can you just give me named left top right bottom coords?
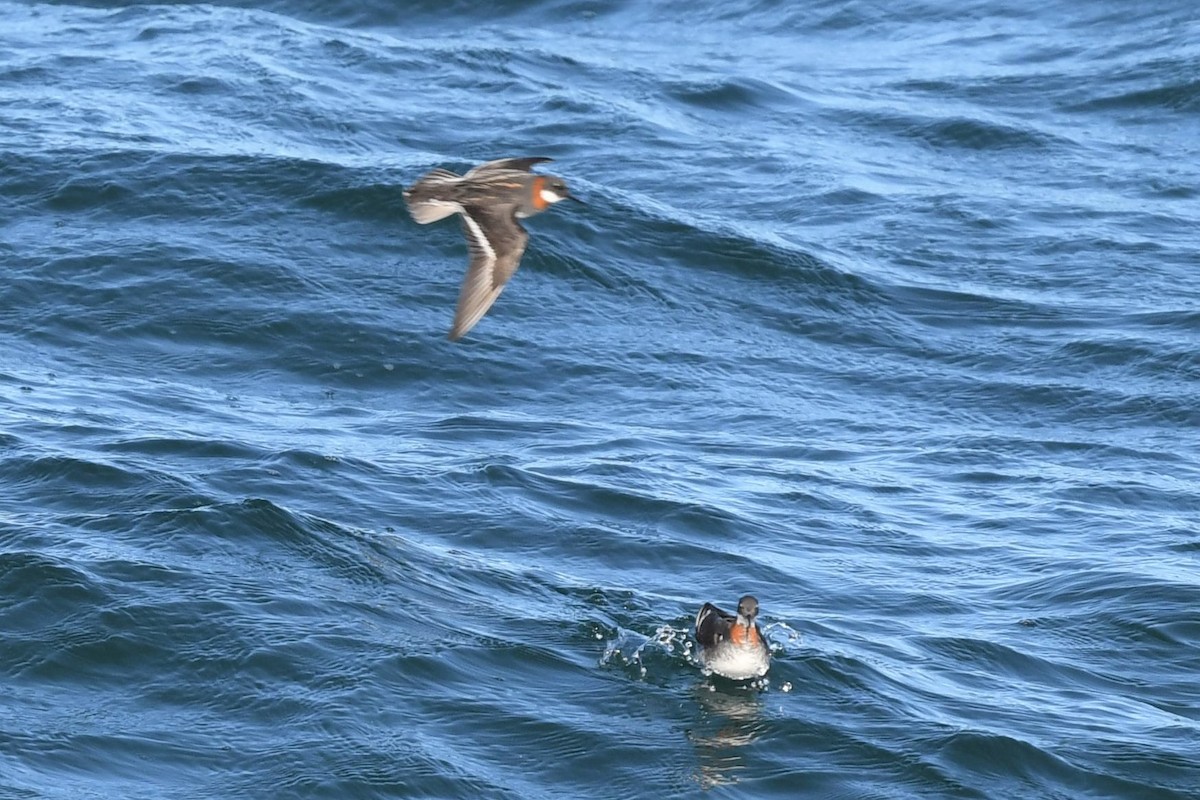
left=730, top=623, right=759, bottom=646
left=531, top=176, right=548, bottom=211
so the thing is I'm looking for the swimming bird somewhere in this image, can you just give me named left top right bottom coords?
left=403, top=156, right=580, bottom=341
left=694, top=595, right=771, bottom=679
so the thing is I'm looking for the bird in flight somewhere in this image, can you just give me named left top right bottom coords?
left=404, top=156, right=581, bottom=341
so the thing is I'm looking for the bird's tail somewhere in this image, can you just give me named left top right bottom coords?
left=403, top=168, right=462, bottom=224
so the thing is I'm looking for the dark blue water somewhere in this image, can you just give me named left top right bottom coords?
left=3, top=1, right=1199, bottom=797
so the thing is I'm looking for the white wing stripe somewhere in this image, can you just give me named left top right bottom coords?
left=461, top=212, right=496, bottom=273
left=449, top=211, right=504, bottom=339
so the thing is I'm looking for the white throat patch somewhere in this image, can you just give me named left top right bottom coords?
left=539, top=188, right=564, bottom=205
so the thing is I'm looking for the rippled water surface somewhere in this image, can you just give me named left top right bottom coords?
left=3, top=1, right=1199, bottom=797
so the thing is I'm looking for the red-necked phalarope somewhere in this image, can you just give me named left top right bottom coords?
left=404, top=156, right=581, bottom=341
left=695, top=595, right=771, bottom=679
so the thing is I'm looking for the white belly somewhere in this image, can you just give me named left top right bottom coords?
left=701, top=644, right=770, bottom=680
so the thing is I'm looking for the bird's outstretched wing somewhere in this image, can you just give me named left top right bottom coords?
left=449, top=205, right=529, bottom=340
left=465, top=157, right=553, bottom=177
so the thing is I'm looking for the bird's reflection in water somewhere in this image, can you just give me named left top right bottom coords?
left=687, top=682, right=769, bottom=789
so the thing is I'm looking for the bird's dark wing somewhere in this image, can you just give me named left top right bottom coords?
left=465, top=157, right=553, bottom=177
left=695, top=603, right=733, bottom=647
left=449, top=205, right=528, bottom=341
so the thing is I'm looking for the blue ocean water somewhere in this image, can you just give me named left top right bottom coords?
left=2, top=0, right=1199, bottom=797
